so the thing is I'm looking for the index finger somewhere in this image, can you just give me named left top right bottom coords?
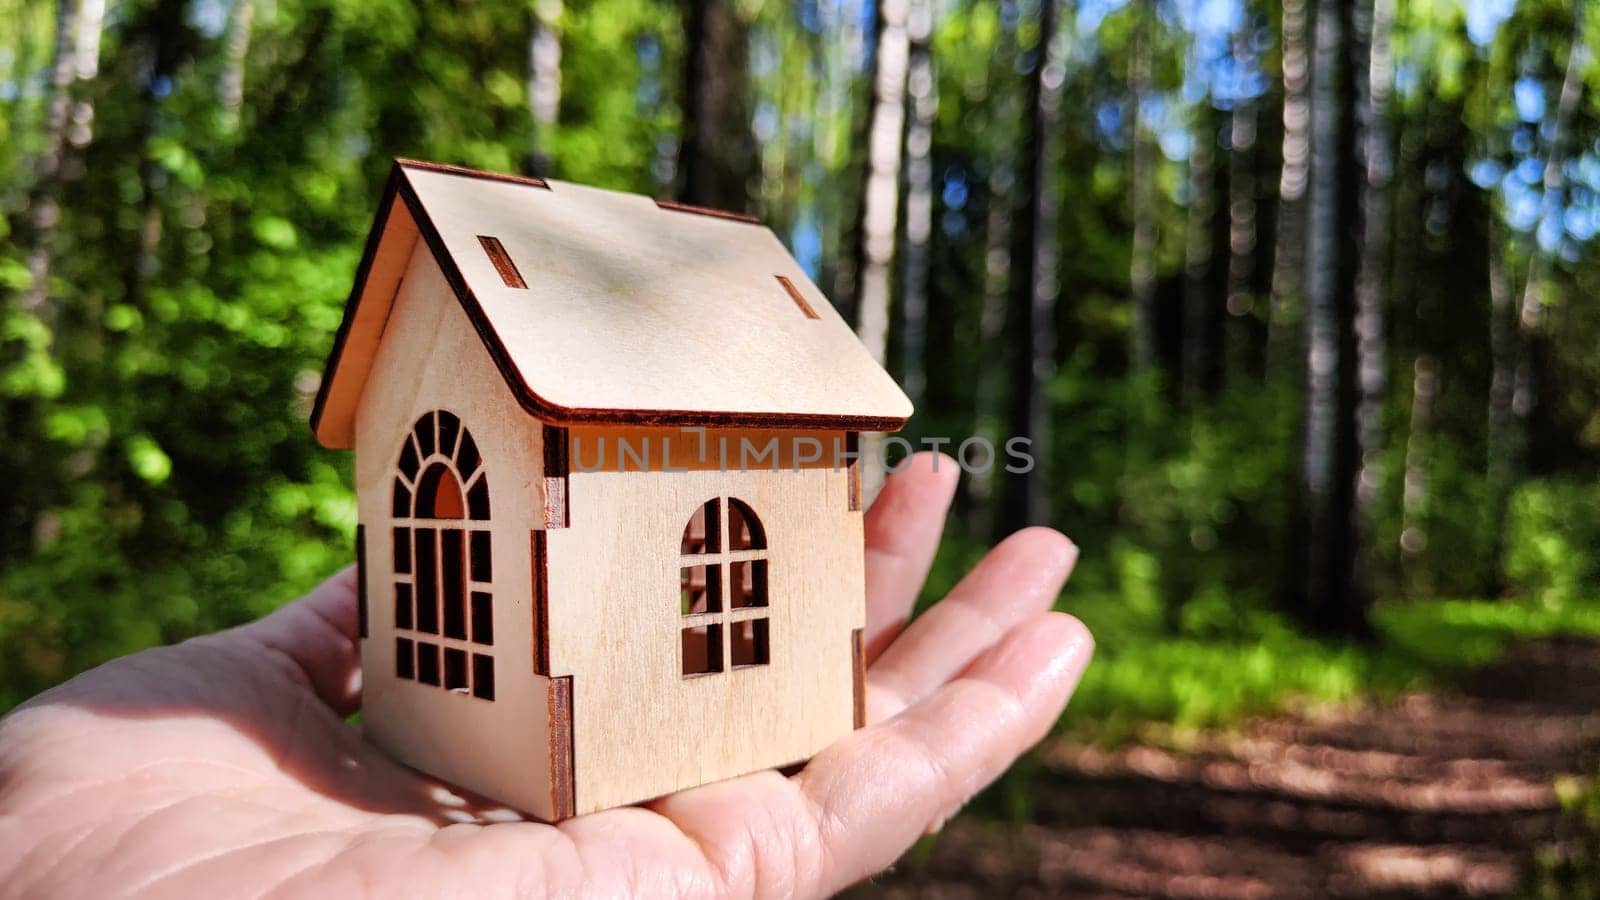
left=862, top=452, right=959, bottom=662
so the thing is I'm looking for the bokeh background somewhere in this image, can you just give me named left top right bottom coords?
left=5, top=0, right=1600, bottom=893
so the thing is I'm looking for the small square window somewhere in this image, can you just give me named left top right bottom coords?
left=473, top=654, right=496, bottom=700
left=680, top=564, right=721, bottom=614
left=729, top=559, right=768, bottom=609
left=682, top=624, right=724, bottom=675
left=731, top=618, right=769, bottom=667
left=444, top=647, right=469, bottom=691
left=417, top=641, right=441, bottom=685
left=396, top=637, right=415, bottom=679
left=394, top=527, right=412, bottom=573
left=395, top=582, right=413, bottom=629
left=471, top=591, right=494, bottom=645
left=470, top=530, right=492, bottom=581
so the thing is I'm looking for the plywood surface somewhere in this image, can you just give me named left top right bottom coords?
left=549, top=425, right=865, bottom=813
left=313, top=160, right=913, bottom=447
left=353, top=248, right=561, bottom=820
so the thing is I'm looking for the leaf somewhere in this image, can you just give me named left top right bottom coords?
left=126, top=435, right=173, bottom=485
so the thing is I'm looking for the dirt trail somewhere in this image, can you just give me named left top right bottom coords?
left=854, top=638, right=1600, bottom=898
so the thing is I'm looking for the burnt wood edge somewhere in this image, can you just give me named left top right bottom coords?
left=532, top=529, right=550, bottom=676
left=653, top=197, right=762, bottom=225
left=846, top=432, right=862, bottom=511
left=548, top=674, right=575, bottom=820
left=851, top=627, right=866, bottom=729
left=313, top=162, right=911, bottom=444
left=542, top=424, right=569, bottom=529
left=396, top=157, right=552, bottom=190
left=309, top=164, right=405, bottom=443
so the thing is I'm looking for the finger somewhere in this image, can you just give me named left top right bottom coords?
left=867, top=526, right=1076, bottom=722
left=801, top=612, right=1093, bottom=894
left=231, top=565, right=363, bottom=715
left=862, top=452, right=959, bottom=662
left=630, top=613, right=1091, bottom=900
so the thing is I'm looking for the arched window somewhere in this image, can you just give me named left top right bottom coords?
left=679, top=497, right=769, bottom=676
left=391, top=410, right=495, bottom=700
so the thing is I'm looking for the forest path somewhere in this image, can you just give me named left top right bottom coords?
left=852, top=638, right=1600, bottom=898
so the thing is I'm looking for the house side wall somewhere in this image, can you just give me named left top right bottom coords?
left=548, top=427, right=865, bottom=814
left=353, top=248, right=558, bottom=819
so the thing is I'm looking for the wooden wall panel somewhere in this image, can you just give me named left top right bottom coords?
left=549, top=425, right=866, bottom=814
left=353, top=248, right=557, bottom=820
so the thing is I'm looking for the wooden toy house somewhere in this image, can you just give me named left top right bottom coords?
left=311, top=160, right=912, bottom=820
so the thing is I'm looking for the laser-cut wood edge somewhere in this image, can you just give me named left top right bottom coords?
left=311, top=161, right=910, bottom=449
left=775, top=274, right=819, bottom=319
left=477, top=235, right=528, bottom=289
left=532, top=529, right=550, bottom=676
left=548, top=675, right=575, bottom=820
left=654, top=197, right=762, bottom=225
left=851, top=627, right=865, bottom=729
left=846, top=432, right=862, bottom=511
left=356, top=524, right=369, bottom=639
left=542, top=424, right=569, bottom=529
left=397, top=157, right=552, bottom=190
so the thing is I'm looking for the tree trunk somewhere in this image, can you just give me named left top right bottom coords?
left=1127, top=0, right=1157, bottom=376
left=219, top=0, right=254, bottom=131
left=527, top=0, right=562, bottom=177
left=1224, top=28, right=1259, bottom=383
left=1510, top=7, right=1586, bottom=469
left=824, top=0, right=873, bottom=320
left=1265, top=0, right=1311, bottom=379
left=1182, top=100, right=1217, bottom=402
left=854, top=0, right=910, bottom=371
left=1399, top=354, right=1437, bottom=595
left=1299, top=0, right=1368, bottom=635
left=680, top=0, right=754, bottom=213
left=853, top=0, right=911, bottom=500
left=967, top=18, right=1020, bottom=537
left=1002, top=0, right=1063, bottom=530
left=21, top=0, right=81, bottom=322
left=1484, top=219, right=1515, bottom=588
left=1351, top=0, right=1394, bottom=588
left=898, top=0, right=936, bottom=410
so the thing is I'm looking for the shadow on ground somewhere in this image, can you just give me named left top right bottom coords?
left=852, top=638, right=1600, bottom=898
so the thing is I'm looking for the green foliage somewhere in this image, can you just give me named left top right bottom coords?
left=1059, top=592, right=1600, bottom=746
left=1505, top=479, right=1600, bottom=609
left=2, top=0, right=1600, bottom=734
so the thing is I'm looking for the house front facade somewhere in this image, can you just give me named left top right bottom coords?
left=314, top=161, right=910, bottom=820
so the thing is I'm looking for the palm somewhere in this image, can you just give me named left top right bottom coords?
left=0, top=455, right=1091, bottom=899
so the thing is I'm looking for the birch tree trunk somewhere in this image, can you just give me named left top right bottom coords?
left=854, top=0, right=910, bottom=370
left=898, top=0, right=936, bottom=410
left=219, top=0, right=254, bottom=132
left=1351, top=0, right=1394, bottom=584
left=1511, top=7, right=1586, bottom=459
left=854, top=0, right=911, bottom=500
left=1265, top=0, right=1311, bottom=379
left=1224, top=29, right=1258, bottom=383
left=22, top=0, right=83, bottom=325
left=527, top=0, right=562, bottom=177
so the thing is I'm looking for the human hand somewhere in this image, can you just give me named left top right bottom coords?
left=0, top=453, right=1091, bottom=898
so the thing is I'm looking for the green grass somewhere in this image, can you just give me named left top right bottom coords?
left=1054, top=593, right=1600, bottom=745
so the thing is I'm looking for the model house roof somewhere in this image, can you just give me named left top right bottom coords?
left=311, top=160, right=913, bottom=448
